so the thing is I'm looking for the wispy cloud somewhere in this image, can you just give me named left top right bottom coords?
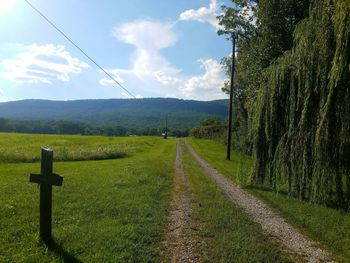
left=0, top=44, right=89, bottom=84
left=113, top=20, right=177, bottom=51
left=98, top=68, right=125, bottom=86
left=112, top=19, right=180, bottom=79
left=104, top=19, right=182, bottom=95
left=179, top=0, right=222, bottom=29
left=180, top=59, right=226, bottom=100
left=121, top=92, right=143, bottom=99
left=104, top=19, right=227, bottom=100
left=0, top=88, right=6, bottom=102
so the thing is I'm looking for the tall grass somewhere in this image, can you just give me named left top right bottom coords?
left=0, top=133, right=158, bottom=163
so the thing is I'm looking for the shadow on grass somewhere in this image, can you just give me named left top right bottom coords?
left=244, top=184, right=289, bottom=196
left=246, top=184, right=350, bottom=211
left=46, top=239, right=82, bottom=263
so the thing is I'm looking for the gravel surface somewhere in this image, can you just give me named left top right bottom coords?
left=185, top=140, right=335, bottom=263
left=163, top=142, right=199, bottom=263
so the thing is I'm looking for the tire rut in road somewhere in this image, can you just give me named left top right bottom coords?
left=162, top=141, right=199, bottom=263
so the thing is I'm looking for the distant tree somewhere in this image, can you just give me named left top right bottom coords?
left=201, top=116, right=222, bottom=126
left=0, top=118, right=12, bottom=132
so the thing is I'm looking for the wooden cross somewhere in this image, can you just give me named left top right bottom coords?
left=29, top=147, right=63, bottom=243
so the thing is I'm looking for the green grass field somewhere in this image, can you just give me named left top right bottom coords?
left=3, top=132, right=348, bottom=262
left=0, top=133, right=292, bottom=262
left=188, top=138, right=350, bottom=262
left=0, top=133, right=176, bottom=262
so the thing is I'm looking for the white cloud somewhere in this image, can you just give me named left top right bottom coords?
left=180, top=59, right=227, bottom=100
left=113, top=20, right=177, bottom=51
left=153, top=70, right=181, bottom=85
left=121, top=92, right=142, bottom=99
left=0, top=44, right=89, bottom=84
left=104, top=19, right=227, bottom=100
left=103, top=19, right=182, bottom=93
left=179, top=0, right=222, bottom=29
left=112, top=20, right=180, bottom=79
left=98, top=69, right=125, bottom=86
left=180, top=0, right=257, bottom=31
left=0, top=88, right=6, bottom=102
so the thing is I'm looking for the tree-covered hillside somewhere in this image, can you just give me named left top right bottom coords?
left=0, top=98, right=227, bottom=132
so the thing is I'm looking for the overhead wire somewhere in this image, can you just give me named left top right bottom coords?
left=24, top=0, right=136, bottom=99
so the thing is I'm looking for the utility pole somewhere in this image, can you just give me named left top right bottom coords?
left=227, top=35, right=236, bottom=160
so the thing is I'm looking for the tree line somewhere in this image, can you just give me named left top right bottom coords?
left=211, top=0, right=350, bottom=209
left=0, top=118, right=189, bottom=137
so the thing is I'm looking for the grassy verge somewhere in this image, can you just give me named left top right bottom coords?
left=250, top=189, right=350, bottom=262
left=182, top=144, right=290, bottom=262
left=188, top=137, right=252, bottom=186
left=0, top=134, right=176, bottom=262
left=188, top=138, right=350, bottom=262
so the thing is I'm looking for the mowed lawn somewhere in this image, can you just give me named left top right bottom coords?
left=188, top=138, right=350, bottom=262
left=0, top=133, right=176, bottom=262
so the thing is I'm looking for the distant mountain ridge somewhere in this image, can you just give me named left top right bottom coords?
left=0, top=98, right=228, bottom=131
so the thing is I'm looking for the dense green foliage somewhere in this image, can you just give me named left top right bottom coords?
left=0, top=117, right=189, bottom=137
left=189, top=138, right=350, bottom=261
left=190, top=116, right=227, bottom=141
left=219, top=0, right=350, bottom=209
left=190, top=124, right=226, bottom=140
left=218, top=0, right=311, bottom=155
left=253, top=0, right=350, bottom=208
left=0, top=98, right=227, bottom=134
left=0, top=134, right=175, bottom=262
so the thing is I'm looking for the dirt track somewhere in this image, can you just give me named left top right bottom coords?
left=163, top=141, right=198, bottom=263
left=184, top=140, right=334, bottom=263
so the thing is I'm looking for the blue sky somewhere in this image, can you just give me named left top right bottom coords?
left=0, top=0, right=232, bottom=101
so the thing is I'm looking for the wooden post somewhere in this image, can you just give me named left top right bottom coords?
left=29, top=147, right=63, bottom=244
left=40, top=148, right=53, bottom=243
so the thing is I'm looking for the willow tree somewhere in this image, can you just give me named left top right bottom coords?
left=253, top=0, right=350, bottom=209
left=219, top=0, right=350, bottom=209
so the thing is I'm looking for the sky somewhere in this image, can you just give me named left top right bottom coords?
left=0, top=0, right=233, bottom=101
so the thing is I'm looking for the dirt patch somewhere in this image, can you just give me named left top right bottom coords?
left=162, top=141, right=199, bottom=263
left=185, top=140, right=335, bottom=263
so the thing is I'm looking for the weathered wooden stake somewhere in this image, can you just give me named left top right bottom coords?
left=29, top=147, right=63, bottom=244
left=40, top=148, right=52, bottom=243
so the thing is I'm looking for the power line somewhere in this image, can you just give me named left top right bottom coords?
left=24, top=0, right=136, bottom=99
